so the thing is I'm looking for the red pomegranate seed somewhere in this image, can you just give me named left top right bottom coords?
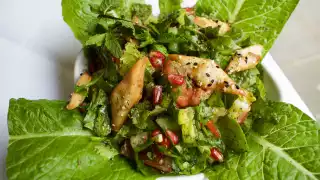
left=149, top=51, right=166, bottom=69
left=210, top=148, right=224, bottom=162
left=166, top=130, right=179, bottom=145
left=151, top=129, right=161, bottom=137
left=160, top=137, right=171, bottom=148
left=168, top=74, right=185, bottom=86
left=153, top=86, right=163, bottom=105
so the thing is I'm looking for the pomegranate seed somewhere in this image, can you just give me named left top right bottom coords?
left=149, top=51, right=165, bottom=69
left=168, top=74, right=185, bottom=86
left=206, top=120, right=221, bottom=138
left=112, top=56, right=120, bottom=64
left=166, top=130, right=179, bottom=145
left=153, top=86, right=163, bottom=105
left=151, top=129, right=161, bottom=137
left=210, top=148, right=223, bottom=162
left=160, top=137, right=171, bottom=149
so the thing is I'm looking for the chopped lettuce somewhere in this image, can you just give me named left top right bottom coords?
left=130, top=101, right=166, bottom=130
left=83, top=88, right=111, bottom=137
left=119, top=42, right=144, bottom=75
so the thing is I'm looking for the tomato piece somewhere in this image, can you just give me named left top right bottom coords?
left=206, top=120, right=221, bottom=138
left=210, top=148, right=223, bottom=162
left=168, top=74, right=185, bottom=86
left=151, top=129, right=161, bottom=137
left=153, top=86, right=163, bottom=105
left=149, top=51, right=165, bottom=69
left=165, top=130, right=179, bottom=145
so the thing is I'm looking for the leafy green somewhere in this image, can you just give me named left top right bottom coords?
left=119, top=42, right=154, bottom=82
left=159, top=0, right=182, bottom=16
left=205, top=101, right=320, bottom=180
left=105, top=32, right=122, bottom=58
left=119, top=42, right=144, bottom=75
left=7, top=99, right=154, bottom=180
left=217, top=116, right=249, bottom=152
left=83, top=88, right=111, bottom=137
left=131, top=3, right=152, bottom=22
left=207, top=92, right=225, bottom=108
left=85, top=33, right=106, bottom=46
left=62, top=0, right=101, bottom=43
left=130, top=101, right=166, bottom=130
left=196, top=0, right=300, bottom=57
left=150, top=44, right=168, bottom=56
left=135, top=28, right=156, bottom=47
left=85, top=32, right=122, bottom=58
left=230, top=68, right=265, bottom=99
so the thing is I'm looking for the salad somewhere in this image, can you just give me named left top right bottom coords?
left=6, top=0, right=320, bottom=179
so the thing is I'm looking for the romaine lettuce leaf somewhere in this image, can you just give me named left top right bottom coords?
left=205, top=101, right=320, bottom=180
left=196, top=0, right=299, bottom=56
left=62, top=0, right=102, bottom=43
left=6, top=99, right=155, bottom=180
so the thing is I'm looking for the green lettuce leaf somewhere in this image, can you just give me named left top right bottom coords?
left=217, top=116, right=249, bottom=152
left=130, top=101, right=166, bottom=130
left=205, top=101, right=320, bottom=180
left=62, top=0, right=102, bottom=43
left=119, top=42, right=154, bottom=82
left=6, top=99, right=155, bottom=180
left=159, top=0, right=182, bottom=16
left=196, top=0, right=299, bottom=56
left=119, top=42, right=144, bottom=75
left=229, top=68, right=265, bottom=99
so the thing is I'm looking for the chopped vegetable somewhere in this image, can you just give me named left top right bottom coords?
left=210, top=148, right=223, bottom=162
left=149, top=51, right=166, bottom=69
left=152, top=85, right=163, bottom=105
left=167, top=74, right=185, bottom=86
left=206, top=120, right=220, bottom=138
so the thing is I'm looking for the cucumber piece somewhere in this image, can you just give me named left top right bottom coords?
left=177, top=108, right=196, bottom=144
left=178, top=107, right=194, bottom=125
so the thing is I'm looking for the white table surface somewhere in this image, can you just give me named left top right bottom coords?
left=0, top=0, right=314, bottom=179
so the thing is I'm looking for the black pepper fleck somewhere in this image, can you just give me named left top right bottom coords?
left=207, top=83, right=212, bottom=87
left=237, top=53, right=242, bottom=56
left=80, top=73, right=83, bottom=76
left=235, top=84, right=240, bottom=89
left=186, top=62, right=191, bottom=65
left=216, top=65, right=220, bottom=68
left=211, top=79, right=215, bottom=83
left=193, top=62, right=198, bottom=66
left=224, top=81, right=229, bottom=87
left=206, top=73, right=210, bottom=77
left=245, top=57, right=248, bottom=63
